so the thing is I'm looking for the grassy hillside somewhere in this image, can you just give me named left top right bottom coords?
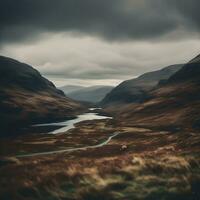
left=0, top=56, right=85, bottom=134
left=101, top=64, right=182, bottom=106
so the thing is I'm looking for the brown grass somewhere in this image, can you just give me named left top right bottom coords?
left=0, top=119, right=200, bottom=200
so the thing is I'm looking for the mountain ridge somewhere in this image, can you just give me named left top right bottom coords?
left=0, top=55, right=85, bottom=135
left=101, top=64, right=183, bottom=106
left=107, top=53, right=200, bottom=131
left=168, top=54, right=200, bottom=83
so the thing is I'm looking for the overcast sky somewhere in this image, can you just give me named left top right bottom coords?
left=0, top=0, right=200, bottom=86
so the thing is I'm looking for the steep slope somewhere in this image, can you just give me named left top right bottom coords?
left=0, top=56, right=84, bottom=133
left=101, top=64, right=183, bottom=106
left=60, top=85, right=85, bottom=94
left=113, top=54, right=200, bottom=131
left=67, top=86, right=114, bottom=103
left=168, top=54, right=200, bottom=82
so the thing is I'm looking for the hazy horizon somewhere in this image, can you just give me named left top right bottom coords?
left=45, top=76, right=124, bottom=87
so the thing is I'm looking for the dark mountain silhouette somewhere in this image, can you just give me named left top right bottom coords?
left=101, top=64, right=183, bottom=106
left=0, top=56, right=84, bottom=134
left=0, top=56, right=65, bottom=94
left=168, top=54, right=200, bottom=83
left=67, top=86, right=114, bottom=103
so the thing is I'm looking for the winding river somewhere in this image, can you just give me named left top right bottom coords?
left=16, top=108, right=119, bottom=158
left=33, top=108, right=112, bottom=134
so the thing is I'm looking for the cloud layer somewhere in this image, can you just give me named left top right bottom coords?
left=0, top=0, right=200, bottom=86
left=2, top=33, right=200, bottom=81
left=0, top=0, right=200, bottom=44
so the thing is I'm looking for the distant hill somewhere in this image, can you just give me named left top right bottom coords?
left=0, top=56, right=84, bottom=134
left=60, top=85, right=85, bottom=94
left=101, top=64, right=183, bottom=106
left=67, top=86, right=114, bottom=103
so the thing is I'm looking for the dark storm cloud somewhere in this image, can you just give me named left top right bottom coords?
left=0, top=0, right=199, bottom=44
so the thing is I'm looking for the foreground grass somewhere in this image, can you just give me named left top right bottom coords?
left=0, top=119, right=200, bottom=200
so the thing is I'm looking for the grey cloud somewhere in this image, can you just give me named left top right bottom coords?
left=0, top=0, right=200, bottom=44
left=2, top=34, right=200, bottom=81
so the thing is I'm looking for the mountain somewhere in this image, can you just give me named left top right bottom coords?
left=101, top=64, right=183, bottom=106
left=168, top=54, right=200, bottom=83
left=67, top=86, right=114, bottom=103
left=110, top=54, right=200, bottom=131
left=60, top=85, right=85, bottom=94
left=0, top=56, right=84, bottom=133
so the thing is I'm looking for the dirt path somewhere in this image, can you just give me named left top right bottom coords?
left=16, top=132, right=121, bottom=158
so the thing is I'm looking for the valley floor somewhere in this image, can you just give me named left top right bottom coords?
left=0, top=117, right=200, bottom=200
